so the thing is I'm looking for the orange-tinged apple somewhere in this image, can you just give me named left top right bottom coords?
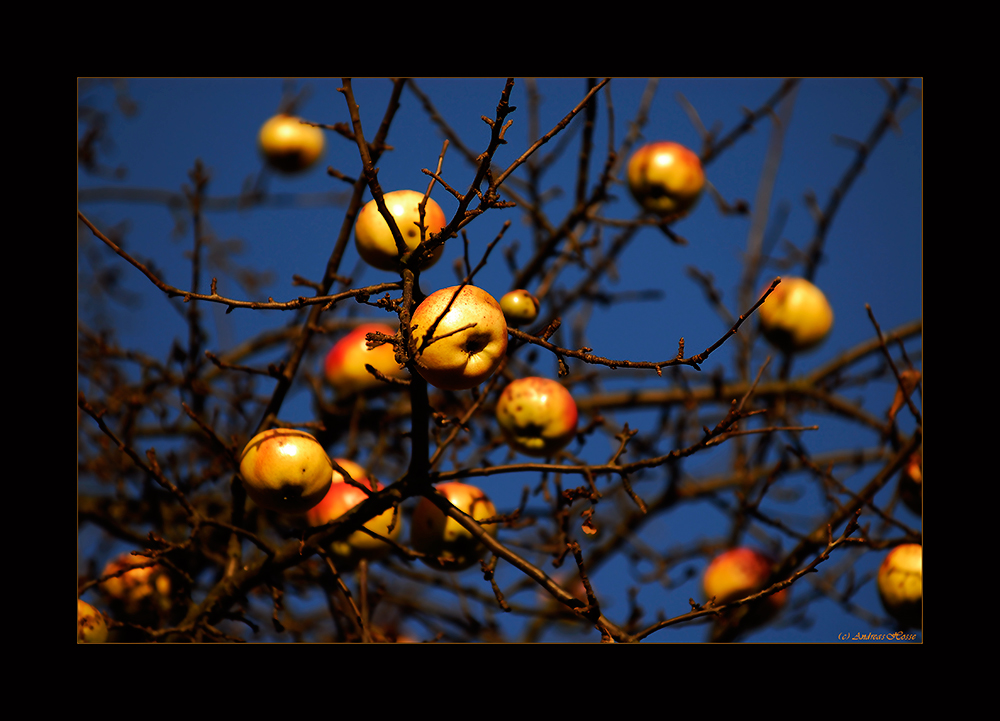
left=258, top=114, right=325, bottom=173
left=496, top=376, right=578, bottom=457
left=898, top=451, right=922, bottom=516
left=324, top=323, right=408, bottom=396
left=703, top=547, right=788, bottom=631
left=757, top=276, right=834, bottom=353
left=239, top=429, right=333, bottom=514
left=355, top=190, right=448, bottom=271
left=877, top=543, right=922, bottom=629
left=305, top=458, right=402, bottom=567
left=499, top=289, right=540, bottom=327
left=101, top=553, right=172, bottom=611
left=627, top=141, right=706, bottom=220
left=410, top=285, right=508, bottom=391
left=77, top=599, right=109, bottom=643
left=410, top=482, right=499, bottom=571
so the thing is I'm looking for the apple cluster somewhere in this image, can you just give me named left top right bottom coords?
left=100, top=552, right=173, bottom=614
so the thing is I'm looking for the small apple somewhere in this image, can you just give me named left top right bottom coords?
left=410, top=482, right=499, bottom=571
left=305, top=458, right=403, bottom=567
left=627, top=141, right=706, bottom=220
left=536, top=575, right=597, bottom=630
left=409, top=285, right=509, bottom=391
left=101, top=553, right=172, bottom=611
left=258, top=114, right=325, bottom=173
left=324, top=323, right=408, bottom=396
left=354, top=190, right=448, bottom=271
left=757, top=276, right=834, bottom=353
left=877, top=543, right=922, bottom=629
left=702, top=548, right=788, bottom=625
left=77, top=599, right=109, bottom=643
left=495, top=377, right=578, bottom=457
left=898, top=451, right=922, bottom=516
left=239, top=428, right=333, bottom=514
left=499, top=289, right=540, bottom=327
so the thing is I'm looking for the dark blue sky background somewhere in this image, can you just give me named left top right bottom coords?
left=79, top=78, right=922, bottom=642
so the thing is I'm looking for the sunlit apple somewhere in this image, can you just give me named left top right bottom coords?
left=258, top=114, right=325, bottom=173
left=354, top=190, right=448, bottom=271
left=877, top=543, right=922, bottom=629
left=239, top=428, right=333, bottom=513
left=496, top=376, right=578, bottom=457
left=410, top=482, right=499, bottom=571
left=324, top=323, right=408, bottom=396
left=305, top=458, right=402, bottom=568
left=499, top=289, right=540, bottom=327
left=757, top=276, right=834, bottom=353
left=409, top=285, right=508, bottom=391
left=627, top=141, right=706, bottom=220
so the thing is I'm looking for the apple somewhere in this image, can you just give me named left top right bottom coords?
left=77, top=599, right=109, bottom=643
left=703, top=547, right=788, bottom=626
left=354, top=190, right=448, bottom=271
left=536, top=575, right=597, bottom=630
left=495, top=376, right=578, bottom=457
left=410, top=482, right=499, bottom=571
left=101, top=553, right=172, bottom=611
left=258, top=114, right=325, bottom=173
left=627, top=141, right=706, bottom=220
left=409, top=285, right=509, bottom=391
left=877, top=543, right=922, bottom=628
left=239, top=428, right=333, bottom=514
left=757, top=276, right=834, bottom=353
left=499, top=289, right=540, bottom=327
left=898, top=451, right=922, bottom=515
left=305, top=458, right=403, bottom=567
left=324, top=323, right=408, bottom=396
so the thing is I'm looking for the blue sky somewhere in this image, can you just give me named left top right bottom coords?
left=79, top=78, right=922, bottom=642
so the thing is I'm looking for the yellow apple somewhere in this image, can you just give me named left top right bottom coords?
left=496, top=376, right=578, bottom=457
left=101, top=553, right=172, bottom=611
left=757, top=276, right=834, bottom=353
left=258, top=114, right=325, bottom=173
left=409, top=285, right=509, bottom=391
left=354, top=190, right=448, bottom=271
left=499, top=289, right=540, bottom=327
left=410, top=482, right=499, bottom=571
left=305, top=458, right=402, bottom=567
left=324, top=323, right=408, bottom=396
left=239, top=429, right=333, bottom=514
left=77, top=599, right=109, bottom=643
left=877, top=543, right=922, bottom=628
left=627, top=141, right=706, bottom=220
left=703, top=547, right=788, bottom=629
left=898, top=451, right=922, bottom=516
